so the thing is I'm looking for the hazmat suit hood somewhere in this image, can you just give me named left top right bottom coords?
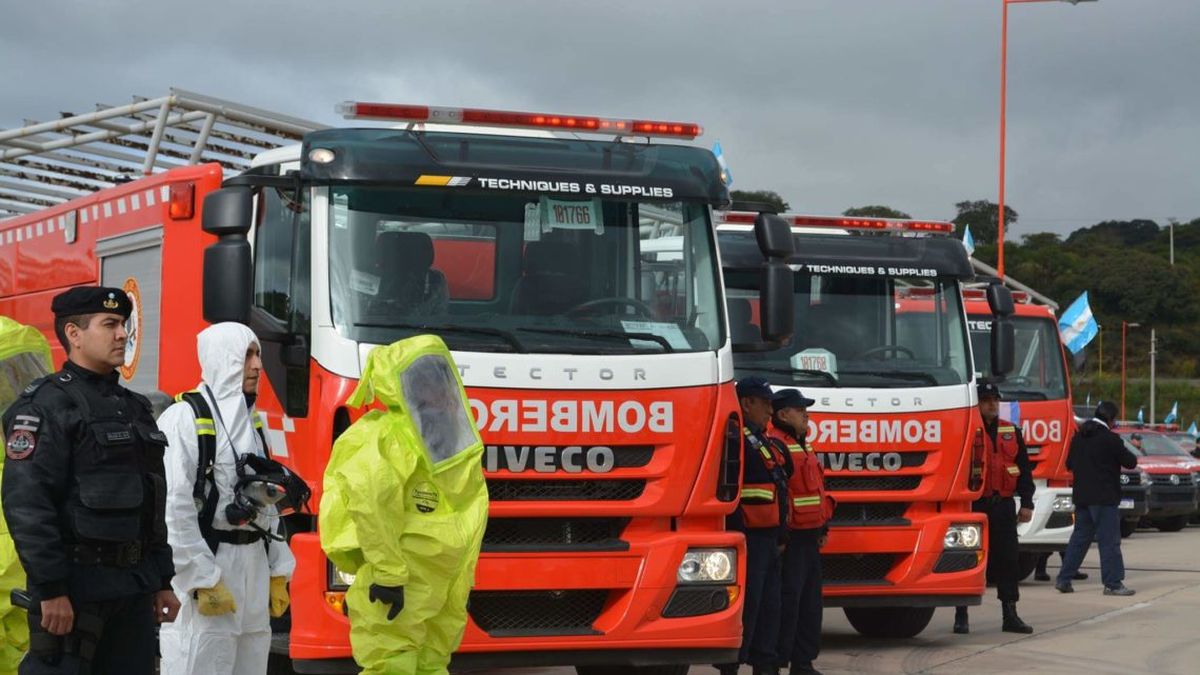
left=0, top=317, right=53, bottom=411
left=196, top=322, right=259, bottom=448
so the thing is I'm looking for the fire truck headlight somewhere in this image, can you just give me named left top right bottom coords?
left=677, top=549, right=736, bottom=584
left=327, top=561, right=356, bottom=590
left=1052, top=496, right=1075, bottom=513
left=944, top=524, right=982, bottom=550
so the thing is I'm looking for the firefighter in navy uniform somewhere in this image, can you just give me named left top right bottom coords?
left=716, top=377, right=790, bottom=675
left=768, top=389, right=833, bottom=675
left=1, top=287, right=180, bottom=674
left=953, top=382, right=1034, bottom=635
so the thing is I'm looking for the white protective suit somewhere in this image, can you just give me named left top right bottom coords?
left=157, top=322, right=296, bottom=675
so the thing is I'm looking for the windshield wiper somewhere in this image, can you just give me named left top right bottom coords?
left=353, top=322, right=526, bottom=353
left=840, top=370, right=940, bottom=386
left=735, top=364, right=838, bottom=386
left=516, top=327, right=675, bottom=353
left=998, top=389, right=1050, bottom=401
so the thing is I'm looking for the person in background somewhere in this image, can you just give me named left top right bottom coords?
left=1056, top=401, right=1139, bottom=596
left=768, top=389, right=833, bottom=675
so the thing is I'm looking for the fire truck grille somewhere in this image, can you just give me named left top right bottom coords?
left=828, top=502, right=910, bottom=527
left=932, top=551, right=979, bottom=574
left=661, top=587, right=731, bottom=618
left=824, top=476, right=921, bottom=492
left=482, top=518, right=629, bottom=552
left=469, top=590, right=608, bottom=637
left=821, top=554, right=897, bottom=584
left=487, top=480, right=645, bottom=502
left=1046, top=512, right=1074, bottom=529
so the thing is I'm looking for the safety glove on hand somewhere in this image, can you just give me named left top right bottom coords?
left=368, top=584, right=405, bottom=620
left=194, top=581, right=237, bottom=616
left=269, top=576, right=290, bottom=618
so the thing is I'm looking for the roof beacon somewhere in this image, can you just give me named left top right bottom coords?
left=721, top=211, right=954, bottom=235
left=336, top=102, right=703, bottom=139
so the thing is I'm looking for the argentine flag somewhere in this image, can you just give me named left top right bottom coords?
left=1002, top=400, right=1022, bottom=427
left=1058, top=291, right=1099, bottom=355
left=1165, top=401, right=1179, bottom=425
left=1137, top=407, right=1145, bottom=424
left=962, top=225, right=976, bottom=256
left=1188, top=421, right=1198, bottom=438
left=713, top=141, right=733, bottom=187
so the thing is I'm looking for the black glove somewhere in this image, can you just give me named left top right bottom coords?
left=368, top=584, right=405, bottom=621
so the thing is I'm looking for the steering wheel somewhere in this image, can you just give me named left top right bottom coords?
left=566, top=297, right=656, bottom=319
left=856, top=345, right=917, bottom=360
left=1005, top=376, right=1032, bottom=386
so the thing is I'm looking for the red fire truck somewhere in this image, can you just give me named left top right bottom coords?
left=717, top=213, right=1016, bottom=638
left=0, top=94, right=795, bottom=673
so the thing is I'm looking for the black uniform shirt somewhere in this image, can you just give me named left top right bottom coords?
left=2, top=360, right=174, bottom=602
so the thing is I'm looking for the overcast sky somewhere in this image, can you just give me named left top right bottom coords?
left=2, top=0, right=1195, bottom=236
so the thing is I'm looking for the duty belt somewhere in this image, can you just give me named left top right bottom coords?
left=210, top=529, right=266, bottom=546
left=70, top=541, right=143, bottom=568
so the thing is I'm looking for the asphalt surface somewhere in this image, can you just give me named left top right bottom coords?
left=473, top=522, right=1200, bottom=675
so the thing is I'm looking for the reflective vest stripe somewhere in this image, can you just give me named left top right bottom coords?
left=793, top=496, right=821, bottom=507
left=741, top=487, right=775, bottom=502
left=787, top=443, right=806, bottom=453
left=194, top=418, right=216, bottom=437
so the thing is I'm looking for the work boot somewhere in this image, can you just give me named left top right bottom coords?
left=1073, top=571, right=1089, bottom=580
left=953, top=606, right=969, bottom=634
left=1034, top=570, right=1051, bottom=581
left=1055, top=581, right=1074, bottom=593
left=1001, top=601, right=1033, bottom=634
left=1103, top=584, right=1136, bottom=596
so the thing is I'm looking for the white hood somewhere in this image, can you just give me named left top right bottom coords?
left=196, top=322, right=260, bottom=456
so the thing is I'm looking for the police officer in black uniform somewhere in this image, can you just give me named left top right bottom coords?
left=2, top=287, right=180, bottom=674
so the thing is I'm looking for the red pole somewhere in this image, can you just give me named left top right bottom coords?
left=1121, top=321, right=1127, bottom=422
left=998, top=0, right=1009, bottom=278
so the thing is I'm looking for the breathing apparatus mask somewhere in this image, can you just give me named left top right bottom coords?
left=225, top=453, right=312, bottom=539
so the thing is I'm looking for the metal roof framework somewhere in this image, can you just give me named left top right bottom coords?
left=0, top=88, right=329, bottom=219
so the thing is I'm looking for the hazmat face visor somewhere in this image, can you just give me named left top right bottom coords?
left=400, top=353, right=479, bottom=465
left=233, top=453, right=313, bottom=518
left=0, top=352, right=52, bottom=414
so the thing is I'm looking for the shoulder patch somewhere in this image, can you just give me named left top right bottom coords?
left=6, top=428, right=37, bottom=460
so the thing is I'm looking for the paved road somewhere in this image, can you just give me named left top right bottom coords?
left=472, top=523, right=1200, bottom=675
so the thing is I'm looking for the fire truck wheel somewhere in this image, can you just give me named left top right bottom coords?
left=1120, top=519, right=1137, bottom=538
left=843, top=606, right=935, bottom=639
left=1153, top=515, right=1188, bottom=532
left=576, top=666, right=689, bottom=675
left=1016, top=552, right=1039, bottom=582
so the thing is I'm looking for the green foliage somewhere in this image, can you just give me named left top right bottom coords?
left=730, top=189, right=789, bottom=213
left=843, top=205, right=912, bottom=219
left=953, top=199, right=1018, bottom=249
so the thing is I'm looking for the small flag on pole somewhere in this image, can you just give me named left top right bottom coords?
left=713, top=141, right=733, bottom=187
left=1188, top=421, right=1198, bottom=438
left=1058, top=292, right=1099, bottom=355
left=1002, top=401, right=1022, bottom=427
left=1165, top=401, right=1179, bottom=425
left=962, top=225, right=976, bottom=256
left=1137, top=407, right=1145, bottom=424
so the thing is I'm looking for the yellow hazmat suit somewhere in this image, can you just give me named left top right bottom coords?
left=321, top=335, right=488, bottom=675
left=0, top=317, right=52, bottom=674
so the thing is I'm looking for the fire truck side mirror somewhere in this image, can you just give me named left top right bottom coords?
left=990, top=318, right=1015, bottom=377
left=986, top=284, right=1015, bottom=318
left=759, top=262, right=794, bottom=344
left=202, top=187, right=254, bottom=324
left=754, top=213, right=793, bottom=260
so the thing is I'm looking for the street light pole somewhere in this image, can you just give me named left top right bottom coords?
left=1150, top=328, right=1157, bottom=424
left=997, top=0, right=1098, bottom=278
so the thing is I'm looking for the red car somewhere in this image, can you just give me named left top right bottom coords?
left=1117, top=430, right=1200, bottom=532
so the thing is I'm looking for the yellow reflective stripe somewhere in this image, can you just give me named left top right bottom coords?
left=741, top=487, right=775, bottom=501
left=196, top=429, right=216, bottom=437
left=194, top=418, right=216, bottom=436
left=253, top=418, right=264, bottom=429
left=998, top=425, right=1016, bottom=433
left=415, top=175, right=453, bottom=186
left=793, top=496, right=821, bottom=507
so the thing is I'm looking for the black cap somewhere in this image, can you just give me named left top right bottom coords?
left=773, top=388, right=816, bottom=412
left=51, top=286, right=132, bottom=319
left=977, top=382, right=1002, bottom=401
left=735, top=376, right=773, bottom=400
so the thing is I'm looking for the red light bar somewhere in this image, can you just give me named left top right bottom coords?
left=719, top=211, right=953, bottom=235
left=337, top=102, right=702, bottom=139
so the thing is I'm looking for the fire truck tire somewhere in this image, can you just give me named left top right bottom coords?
left=1016, top=552, right=1039, bottom=582
left=576, top=667, right=689, bottom=675
left=1153, top=515, right=1188, bottom=532
left=1120, top=519, right=1137, bottom=538
left=843, top=606, right=934, bottom=639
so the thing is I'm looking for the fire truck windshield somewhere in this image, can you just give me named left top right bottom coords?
left=967, top=315, right=1067, bottom=400
left=730, top=273, right=971, bottom=388
left=327, top=187, right=723, bottom=354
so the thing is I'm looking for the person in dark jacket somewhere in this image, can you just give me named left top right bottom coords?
left=716, top=377, right=789, bottom=675
left=954, top=382, right=1035, bottom=635
left=1056, top=401, right=1139, bottom=595
left=2, top=287, right=180, bottom=674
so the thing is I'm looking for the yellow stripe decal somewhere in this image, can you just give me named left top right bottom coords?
left=415, top=175, right=453, bottom=186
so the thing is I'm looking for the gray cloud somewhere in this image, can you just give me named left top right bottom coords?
left=3, top=0, right=1196, bottom=234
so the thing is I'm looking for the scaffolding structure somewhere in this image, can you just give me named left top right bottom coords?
left=0, top=88, right=329, bottom=219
